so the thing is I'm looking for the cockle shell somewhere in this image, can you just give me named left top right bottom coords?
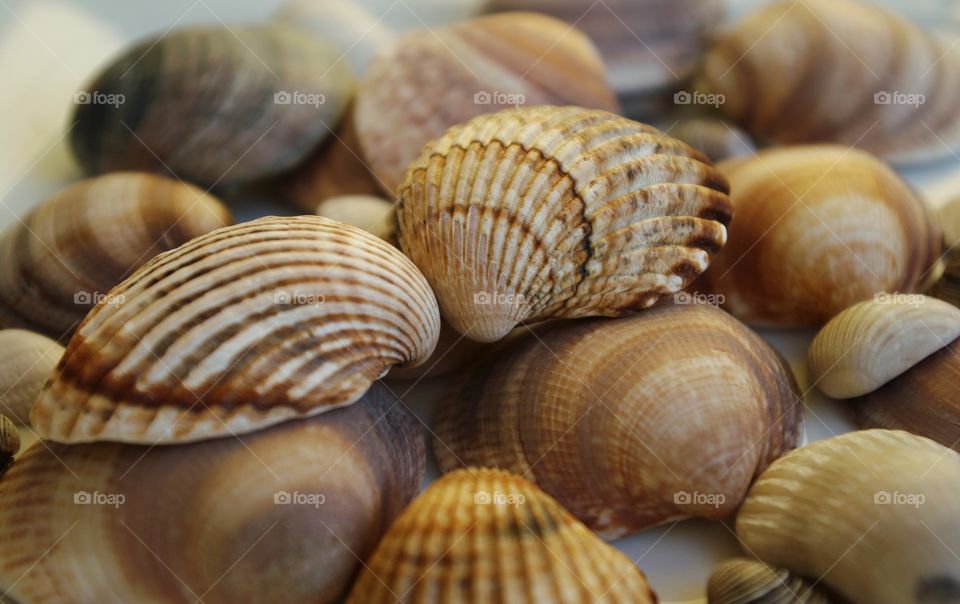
left=0, top=415, right=18, bottom=477
left=70, top=25, right=353, bottom=186
left=0, top=330, right=63, bottom=425
left=345, top=468, right=657, bottom=604
left=355, top=13, right=620, bottom=192
left=697, top=146, right=940, bottom=327
left=737, top=430, right=960, bottom=604
left=315, top=195, right=397, bottom=245
left=31, top=215, right=440, bottom=445
left=434, top=302, right=803, bottom=538
left=398, top=105, right=733, bottom=342
left=696, top=0, right=960, bottom=164
left=0, top=382, right=425, bottom=604
left=669, top=119, right=756, bottom=163
left=707, top=559, right=831, bottom=604
left=0, top=172, right=231, bottom=339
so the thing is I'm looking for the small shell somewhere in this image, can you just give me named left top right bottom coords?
left=316, top=195, right=397, bottom=245
left=736, top=430, right=960, bottom=604
left=0, top=415, right=19, bottom=477
left=355, top=13, right=620, bottom=192
left=0, top=172, right=231, bottom=338
left=0, top=330, right=63, bottom=425
left=70, top=25, right=353, bottom=186
left=0, top=382, right=425, bottom=604
left=31, top=216, right=440, bottom=444
left=345, top=468, right=658, bottom=604
left=435, top=302, right=803, bottom=538
left=809, top=295, right=960, bottom=398
left=398, top=105, right=733, bottom=342
left=669, top=119, right=756, bottom=163
left=697, top=146, right=940, bottom=326
left=707, top=559, right=831, bottom=604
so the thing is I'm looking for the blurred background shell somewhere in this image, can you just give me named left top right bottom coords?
left=0, top=172, right=231, bottom=339
left=0, top=330, right=63, bottom=426
left=315, top=194, right=397, bottom=245
left=928, top=196, right=960, bottom=306
left=668, top=119, right=756, bottom=163
left=434, top=302, right=803, bottom=539
left=706, top=558, right=831, bottom=604
left=0, top=383, right=425, bottom=604
left=69, top=25, right=353, bottom=187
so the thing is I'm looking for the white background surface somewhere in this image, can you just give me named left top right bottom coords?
left=1, top=0, right=959, bottom=602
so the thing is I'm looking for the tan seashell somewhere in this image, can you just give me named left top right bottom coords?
left=345, top=468, right=658, bottom=604
left=315, top=195, right=397, bottom=245
left=355, top=13, right=620, bottom=192
left=0, top=415, right=18, bottom=477
left=0, top=382, right=425, bottom=604
left=434, top=302, right=803, bottom=538
left=398, top=105, right=733, bottom=342
left=697, top=146, right=940, bottom=327
left=0, top=172, right=232, bottom=339
left=707, top=559, right=831, bottom=604
left=0, top=329, right=63, bottom=425
left=70, top=25, right=353, bottom=186
left=809, top=295, right=960, bottom=399
left=696, top=0, right=960, bottom=164
left=737, top=430, right=960, bottom=604
left=31, top=215, right=441, bottom=445
left=669, top=119, right=756, bottom=163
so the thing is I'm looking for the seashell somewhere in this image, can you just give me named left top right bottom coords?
left=70, top=25, right=353, bottom=187
left=0, top=382, right=425, bottom=604
left=0, top=172, right=232, bottom=339
left=0, top=329, right=63, bottom=425
left=669, top=119, right=756, bottom=163
left=31, top=215, right=441, bottom=445
left=928, top=197, right=960, bottom=307
left=355, top=13, right=620, bottom=192
left=697, top=146, right=940, bottom=327
left=345, top=468, right=658, bottom=604
left=387, top=319, right=498, bottom=381
left=707, top=558, right=831, bottom=604
left=0, top=415, right=18, bottom=477
left=696, top=0, right=960, bottom=164
left=809, top=295, right=960, bottom=398
left=398, top=105, right=733, bottom=342
left=434, top=302, right=803, bottom=538
left=736, top=429, right=960, bottom=604
left=316, top=195, right=397, bottom=245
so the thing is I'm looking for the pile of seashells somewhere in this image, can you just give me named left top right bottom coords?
left=0, top=0, right=959, bottom=602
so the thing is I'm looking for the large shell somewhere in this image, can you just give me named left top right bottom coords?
left=0, top=172, right=231, bottom=338
left=398, top=105, right=733, bottom=342
left=434, top=302, right=803, bottom=538
left=70, top=25, right=353, bottom=186
left=707, top=559, right=831, bottom=604
left=0, top=382, right=425, bottom=604
left=345, top=468, right=657, bottom=603
left=355, top=13, right=620, bottom=192
left=31, top=216, right=440, bottom=445
left=697, top=146, right=940, bottom=327
left=0, top=329, right=63, bottom=425
left=696, top=0, right=960, bottom=164
left=737, top=430, right=960, bottom=604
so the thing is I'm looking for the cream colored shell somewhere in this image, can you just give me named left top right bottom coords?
left=315, top=195, right=397, bottom=245
left=0, top=329, right=63, bottom=425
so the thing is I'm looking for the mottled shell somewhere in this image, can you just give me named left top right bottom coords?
left=31, top=216, right=440, bottom=444
left=737, top=430, right=960, bottom=604
left=697, top=0, right=960, bottom=164
left=809, top=295, right=960, bottom=398
left=398, top=105, right=733, bottom=342
left=434, top=302, right=803, bottom=538
left=0, top=173, right=231, bottom=339
left=346, top=468, right=657, bottom=604
left=669, top=119, right=756, bottom=163
left=0, top=383, right=425, bottom=604
left=355, top=13, right=620, bottom=192
left=0, top=415, right=18, bottom=477
left=70, top=25, right=353, bottom=186
left=316, top=195, right=397, bottom=245
left=697, top=146, right=940, bottom=327
left=0, top=330, right=63, bottom=425
left=707, top=559, right=831, bottom=604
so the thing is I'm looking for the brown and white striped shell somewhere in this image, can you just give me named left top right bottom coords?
left=345, top=468, right=658, bottom=604
left=31, top=216, right=440, bottom=444
left=707, top=559, right=831, bottom=604
left=434, top=302, right=803, bottom=538
left=696, top=0, right=960, bottom=164
left=697, top=146, right=940, bottom=327
left=355, top=13, right=620, bottom=192
left=398, top=105, right=733, bottom=342
left=0, top=329, right=63, bottom=425
left=0, top=172, right=231, bottom=339
left=0, top=382, right=425, bottom=604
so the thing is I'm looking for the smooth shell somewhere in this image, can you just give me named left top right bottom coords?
left=315, top=195, right=397, bottom=245
left=707, top=559, right=831, bottom=604
left=345, top=468, right=657, bottom=603
left=737, top=430, right=960, bottom=604
left=697, top=146, right=940, bottom=326
left=398, top=105, right=733, bottom=342
left=0, top=415, right=18, bottom=477
left=0, top=329, right=63, bottom=425
left=0, top=382, right=425, bottom=604
left=669, top=119, right=757, bottom=163
left=0, top=173, right=231, bottom=339
left=31, top=216, right=440, bottom=444
left=70, top=25, right=353, bottom=186
left=434, top=302, right=803, bottom=538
